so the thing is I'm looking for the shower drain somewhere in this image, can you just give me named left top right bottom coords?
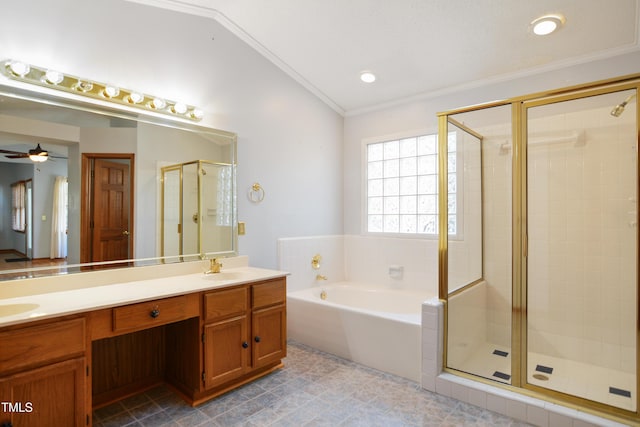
left=532, top=373, right=549, bottom=381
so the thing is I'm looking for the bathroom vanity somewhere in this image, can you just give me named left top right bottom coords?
left=0, top=261, right=287, bottom=427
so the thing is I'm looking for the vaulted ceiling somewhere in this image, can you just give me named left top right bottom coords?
left=129, top=0, right=640, bottom=115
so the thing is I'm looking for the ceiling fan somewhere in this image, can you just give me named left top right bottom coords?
left=0, top=144, right=67, bottom=162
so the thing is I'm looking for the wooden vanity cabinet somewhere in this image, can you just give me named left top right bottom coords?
left=0, top=317, right=87, bottom=427
left=0, top=274, right=287, bottom=424
left=202, top=285, right=250, bottom=389
left=251, top=279, right=287, bottom=368
left=200, top=278, right=286, bottom=395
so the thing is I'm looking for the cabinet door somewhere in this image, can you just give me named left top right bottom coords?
left=252, top=305, right=286, bottom=369
left=0, top=357, right=86, bottom=427
left=203, top=316, right=249, bottom=389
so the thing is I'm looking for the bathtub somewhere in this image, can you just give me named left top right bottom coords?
left=287, top=282, right=434, bottom=382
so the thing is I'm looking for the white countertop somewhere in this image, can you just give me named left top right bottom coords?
left=0, top=261, right=288, bottom=328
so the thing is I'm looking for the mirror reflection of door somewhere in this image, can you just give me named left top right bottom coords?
left=81, top=154, right=134, bottom=264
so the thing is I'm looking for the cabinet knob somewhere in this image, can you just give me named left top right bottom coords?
left=254, top=336, right=261, bottom=343
left=242, top=341, right=249, bottom=349
left=150, top=308, right=160, bottom=318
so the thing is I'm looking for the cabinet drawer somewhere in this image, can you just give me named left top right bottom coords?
left=113, top=295, right=190, bottom=333
left=252, top=279, right=286, bottom=309
left=204, top=286, right=248, bottom=322
left=0, top=318, right=85, bottom=373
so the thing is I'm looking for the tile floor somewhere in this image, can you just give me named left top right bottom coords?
left=92, top=340, right=533, bottom=426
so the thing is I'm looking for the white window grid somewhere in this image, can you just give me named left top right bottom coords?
left=365, top=132, right=458, bottom=237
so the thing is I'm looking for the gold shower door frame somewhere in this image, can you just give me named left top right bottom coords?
left=161, top=160, right=221, bottom=260
left=438, top=74, right=640, bottom=424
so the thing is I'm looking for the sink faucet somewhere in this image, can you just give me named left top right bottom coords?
left=205, top=258, right=223, bottom=274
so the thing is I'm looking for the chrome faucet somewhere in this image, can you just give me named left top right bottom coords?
left=205, top=258, right=223, bottom=274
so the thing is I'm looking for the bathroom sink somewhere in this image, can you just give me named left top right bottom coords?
left=203, top=272, right=246, bottom=281
left=0, top=303, right=40, bottom=317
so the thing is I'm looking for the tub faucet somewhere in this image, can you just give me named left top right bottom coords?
left=316, top=274, right=327, bottom=281
left=205, top=258, right=223, bottom=274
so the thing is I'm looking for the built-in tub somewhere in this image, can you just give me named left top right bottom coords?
left=287, top=282, right=434, bottom=382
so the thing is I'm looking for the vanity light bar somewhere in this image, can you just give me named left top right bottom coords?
left=1, top=60, right=204, bottom=121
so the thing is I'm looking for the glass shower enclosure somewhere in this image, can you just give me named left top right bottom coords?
left=439, top=76, right=639, bottom=421
left=161, top=160, right=234, bottom=261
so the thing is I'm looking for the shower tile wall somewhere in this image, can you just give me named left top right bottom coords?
left=527, top=105, right=637, bottom=374
left=481, top=123, right=513, bottom=350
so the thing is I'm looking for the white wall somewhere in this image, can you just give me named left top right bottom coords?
left=1, top=0, right=344, bottom=269
left=344, top=50, right=640, bottom=235
left=32, top=158, right=67, bottom=259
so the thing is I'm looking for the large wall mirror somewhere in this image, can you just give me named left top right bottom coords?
left=0, top=86, right=237, bottom=281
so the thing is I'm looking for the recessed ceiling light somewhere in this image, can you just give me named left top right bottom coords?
left=530, top=14, right=565, bottom=36
left=360, top=71, right=376, bottom=83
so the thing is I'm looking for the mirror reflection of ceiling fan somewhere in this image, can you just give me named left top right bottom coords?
left=0, top=144, right=68, bottom=162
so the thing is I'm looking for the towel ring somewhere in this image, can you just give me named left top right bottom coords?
left=248, top=182, right=265, bottom=203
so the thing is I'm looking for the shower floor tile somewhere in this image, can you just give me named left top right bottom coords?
left=528, top=352, right=636, bottom=412
left=451, top=342, right=512, bottom=384
left=451, top=342, right=636, bottom=412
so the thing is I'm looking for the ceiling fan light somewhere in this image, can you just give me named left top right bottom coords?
left=29, top=153, right=48, bottom=162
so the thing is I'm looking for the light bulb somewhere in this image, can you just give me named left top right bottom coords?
left=8, top=61, right=30, bottom=77
left=191, top=108, right=204, bottom=120
left=128, top=92, right=144, bottom=104
left=172, top=103, right=187, bottom=114
left=103, top=85, right=120, bottom=98
left=29, top=154, right=48, bottom=162
left=74, top=80, right=93, bottom=92
left=360, top=71, right=376, bottom=83
left=151, top=98, right=166, bottom=109
left=44, top=70, right=64, bottom=85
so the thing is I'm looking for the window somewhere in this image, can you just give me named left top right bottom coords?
left=11, top=181, right=26, bottom=232
left=365, top=133, right=458, bottom=236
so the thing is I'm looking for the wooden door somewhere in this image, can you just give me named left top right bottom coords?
left=0, top=357, right=86, bottom=427
left=203, top=316, right=249, bottom=389
left=92, top=159, right=130, bottom=262
left=81, top=154, right=134, bottom=264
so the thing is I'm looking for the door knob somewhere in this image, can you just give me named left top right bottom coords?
left=122, top=230, right=130, bottom=236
